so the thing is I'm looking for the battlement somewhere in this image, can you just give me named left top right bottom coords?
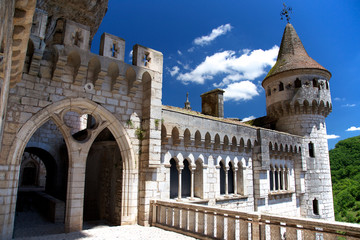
left=25, top=8, right=163, bottom=95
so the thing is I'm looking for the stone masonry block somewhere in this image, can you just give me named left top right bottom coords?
left=99, top=33, right=125, bottom=61
left=132, top=44, right=163, bottom=73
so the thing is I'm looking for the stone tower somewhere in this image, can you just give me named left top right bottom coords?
left=262, top=23, right=334, bottom=220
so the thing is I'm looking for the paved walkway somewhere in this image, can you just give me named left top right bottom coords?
left=14, top=225, right=195, bottom=240
left=13, top=209, right=194, bottom=240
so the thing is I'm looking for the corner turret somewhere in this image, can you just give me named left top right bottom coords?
left=263, top=23, right=334, bottom=220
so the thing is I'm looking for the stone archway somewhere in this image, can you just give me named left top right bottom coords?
left=7, top=98, right=137, bottom=234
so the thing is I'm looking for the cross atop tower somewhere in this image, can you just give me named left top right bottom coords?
left=72, top=29, right=83, bottom=47
left=111, top=42, right=119, bottom=58
left=143, top=52, right=151, bottom=67
left=280, top=3, right=292, bottom=23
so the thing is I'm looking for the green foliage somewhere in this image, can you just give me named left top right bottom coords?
left=126, top=119, right=134, bottom=129
left=330, top=135, right=360, bottom=223
left=135, top=127, right=145, bottom=141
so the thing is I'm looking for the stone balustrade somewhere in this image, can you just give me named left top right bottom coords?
left=151, top=200, right=360, bottom=239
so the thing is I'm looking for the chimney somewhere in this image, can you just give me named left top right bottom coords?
left=200, top=89, right=224, bottom=118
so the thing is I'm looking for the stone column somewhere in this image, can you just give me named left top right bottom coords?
left=177, top=166, right=183, bottom=200
left=233, top=167, right=238, bottom=195
left=277, top=169, right=281, bottom=191
left=272, top=169, right=276, bottom=191
left=190, top=167, right=195, bottom=199
left=282, top=169, right=285, bottom=190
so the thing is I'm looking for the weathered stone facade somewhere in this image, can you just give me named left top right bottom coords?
left=0, top=1, right=334, bottom=239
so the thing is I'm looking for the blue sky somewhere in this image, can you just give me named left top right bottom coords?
left=92, top=0, right=360, bottom=149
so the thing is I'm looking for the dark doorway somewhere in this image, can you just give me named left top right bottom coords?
left=228, top=162, right=234, bottom=194
left=220, top=162, right=225, bottom=195
left=14, top=120, right=68, bottom=238
left=181, top=160, right=191, bottom=198
left=83, top=128, right=122, bottom=228
left=170, top=159, right=178, bottom=199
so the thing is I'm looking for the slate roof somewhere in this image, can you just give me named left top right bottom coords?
left=264, top=23, right=330, bottom=81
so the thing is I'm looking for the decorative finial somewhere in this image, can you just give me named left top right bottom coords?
left=280, top=3, right=292, bottom=23
left=184, top=92, right=191, bottom=110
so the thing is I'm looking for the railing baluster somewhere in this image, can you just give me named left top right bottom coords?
left=160, top=206, right=166, bottom=224
left=150, top=201, right=360, bottom=240
left=207, top=212, right=215, bottom=237
left=181, top=208, right=188, bottom=230
left=285, top=227, right=298, bottom=240
left=270, top=224, right=281, bottom=239
left=188, top=209, right=196, bottom=232
left=165, top=207, right=172, bottom=226
left=322, top=233, right=336, bottom=239
left=174, top=207, right=180, bottom=228
left=197, top=211, right=205, bottom=234
left=228, top=216, right=236, bottom=240
left=303, top=229, right=316, bottom=240
left=240, top=219, right=249, bottom=240
left=217, top=213, right=224, bottom=239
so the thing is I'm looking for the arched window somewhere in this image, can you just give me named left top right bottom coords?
left=184, top=129, right=191, bottom=147
left=228, top=162, right=234, bottom=194
left=313, top=198, right=319, bottom=215
left=239, top=138, right=245, bottom=152
left=161, top=124, right=168, bottom=144
left=274, top=166, right=279, bottom=190
left=219, top=161, right=226, bottom=195
left=223, top=135, right=229, bottom=151
left=326, top=81, right=329, bottom=90
left=269, top=166, right=274, bottom=191
left=313, top=78, right=318, bottom=88
left=195, top=131, right=201, bottom=148
left=172, top=127, right=180, bottom=145
left=181, top=160, right=191, bottom=198
left=246, top=139, right=252, bottom=152
left=214, top=134, right=220, bottom=150
left=279, top=166, right=284, bottom=190
left=295, top=78, right=301, bottom=88
left=279, top=82, right=284, bottom=91
left=169, top=159, right=178, bottom=199
left=205, top=132, right=211, bottom=149
left=231, top=136, right=237, bottom=151
left=309, top=142, right=315, bottom=157
left=267, top=87, right=271, bottom=96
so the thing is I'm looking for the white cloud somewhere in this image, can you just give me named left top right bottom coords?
left=334, top=97, right=344, bottom=101
left=129, top=50, right=133, bottom=58
left=169, top=66, right=180, bottom=76
left=223, top=81, right=259, bottom=101
left=194, top=24, right=232, bottom=46
left=241, top=115, right=256, bottom=122
left=346, top=126, right=360, bottom=131
left=177, top=50, right=182, bottom=55
left=187, top=47, right=195, bottom=52
left=342, top=103, right=356, bottom=107
left=326, top=134, right=340, bottom=139
left=177, top=46, right=279, bottom=86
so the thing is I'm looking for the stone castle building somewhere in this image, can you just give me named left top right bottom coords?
left=0, top=0, right=334, bottom=239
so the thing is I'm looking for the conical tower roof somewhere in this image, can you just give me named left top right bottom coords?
left=264, top=23, right=330, bottom=82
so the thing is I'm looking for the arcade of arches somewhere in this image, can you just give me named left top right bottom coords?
left=10, top=99, right=136, bottom=238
